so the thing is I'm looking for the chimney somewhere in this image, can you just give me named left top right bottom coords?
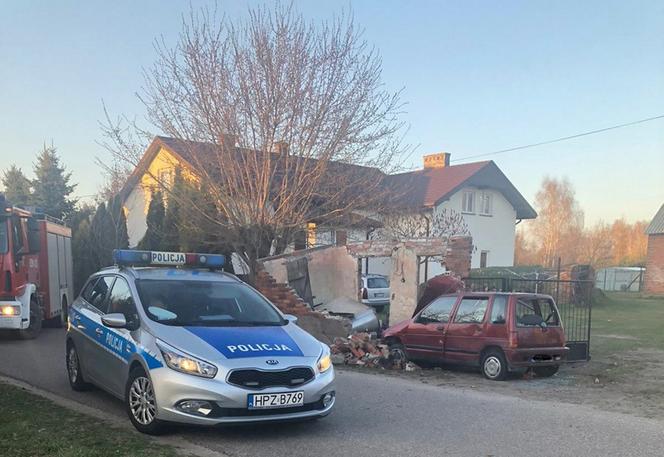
left=218, top=133, right=237, bottom=150
left=423, top=152, right=451, bottom=169
left=273, top=141, right=289, bottom=156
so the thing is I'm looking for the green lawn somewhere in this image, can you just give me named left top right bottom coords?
left=591, top=292, right=664, bottom=355
left=0, top=383, right=178, bottom=457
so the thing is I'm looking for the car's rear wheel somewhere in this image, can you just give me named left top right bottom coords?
left=66, top=342, right=90, bottom=391
left=126, top=367, right=169, bottom=435
left=533, top=365, right=559, bottom=378
left=18, top=298, right=42, bottom=339
left=481, top=349, right=508, bottom=381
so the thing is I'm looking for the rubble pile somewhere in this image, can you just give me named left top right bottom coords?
left=330, top=333, right=418, bottom=370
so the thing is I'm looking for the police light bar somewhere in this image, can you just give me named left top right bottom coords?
left=113, top=250, right=225, bottom=269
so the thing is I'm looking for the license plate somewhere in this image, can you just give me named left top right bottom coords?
left=374, top=293, right=385, bottom=298
left=248, top=391, right=304, bottom=410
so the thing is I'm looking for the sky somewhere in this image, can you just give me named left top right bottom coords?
left=1, top=0, right=663, bottom=225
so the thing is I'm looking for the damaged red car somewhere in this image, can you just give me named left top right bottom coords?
left=383, top=292, right=569, bottom=380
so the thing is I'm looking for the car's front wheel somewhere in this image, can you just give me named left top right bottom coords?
left=126, top=367, right=169, bottom=435
left=388, top=342, right=408, bottom=368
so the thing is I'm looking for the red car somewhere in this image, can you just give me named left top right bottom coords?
left=383, top=292, right=569, bottom=380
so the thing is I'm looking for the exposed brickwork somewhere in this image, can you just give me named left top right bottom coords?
left=444, top=236, right=473, bottom=278
left=254, top=269, right=312, bottom=315
left=644, top=234, right=664, bottom=295
left=254, top=267, right=352, bottom=344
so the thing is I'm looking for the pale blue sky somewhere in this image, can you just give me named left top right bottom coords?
left=1, top=0, right=663, bottom=224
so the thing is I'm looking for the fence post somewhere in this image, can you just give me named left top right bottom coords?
left=555, top=257, right=561, bottom=305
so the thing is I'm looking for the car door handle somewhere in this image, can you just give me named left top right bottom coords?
left=95, top=328, right=104, bottom=337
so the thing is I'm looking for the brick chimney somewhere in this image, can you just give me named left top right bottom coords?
left=423, top=152, right=451, bottom=169
left=218, top=133, right=237, bottom=150
left=273, top=141, right=289, bottom=156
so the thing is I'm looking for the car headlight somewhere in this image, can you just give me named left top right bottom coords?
left=317, top=346, right=332, bottom=373
left=156, top=341, right=218, bottom=378
left=1, top=305, right=20, bottom=316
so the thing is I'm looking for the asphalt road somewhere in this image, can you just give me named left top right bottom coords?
left=2, top=328, right=663, bottom=457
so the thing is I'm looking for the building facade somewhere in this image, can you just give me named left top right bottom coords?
left=644, top=204, right=664, bottom=295
left=120, top=138, right=536, bottom=275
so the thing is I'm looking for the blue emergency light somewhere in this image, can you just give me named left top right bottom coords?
left=112, top=250, right=225, bottom=269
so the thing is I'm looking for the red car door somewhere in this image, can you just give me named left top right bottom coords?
left=443, top=296, right=490, bottom=363
left=514, top=296, right=566, bottom=348
left=402, top=295, right=458, bottom=361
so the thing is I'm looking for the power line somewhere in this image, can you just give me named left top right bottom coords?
left=451, top=114, right=664, bottom=163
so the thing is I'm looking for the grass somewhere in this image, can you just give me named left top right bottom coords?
left=591, top=291, right=664, bottom=355
left=0, top=383, right=179, bottom=457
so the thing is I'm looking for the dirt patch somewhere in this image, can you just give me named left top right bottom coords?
left=337, top=347, right=664, bottom=420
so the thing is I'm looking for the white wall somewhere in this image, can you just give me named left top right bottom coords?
left=437, top=187, right=516, bottom=268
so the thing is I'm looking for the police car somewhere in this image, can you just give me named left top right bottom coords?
left=65, top=250, right=335, bottom=434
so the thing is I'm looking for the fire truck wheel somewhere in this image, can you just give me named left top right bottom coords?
left=18, top=298, right=42, bottom=340
left=59, top=296, right=68, bottom=327
left=50, top=296, right=67, bottom=328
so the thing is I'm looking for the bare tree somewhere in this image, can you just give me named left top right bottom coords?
left=97, top=104, right=153, bottom=201
left=377, top=208, right=470, bottom=241
left=101, top=4, right=408, bottom=278
left=529, top=177, right=584, bottom=268
left=375, top=208, right=471, bottom=280
left=578, top=221, right=613, bottom=268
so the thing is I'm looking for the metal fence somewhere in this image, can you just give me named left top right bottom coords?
left=462, top=276, right=593, bottom=361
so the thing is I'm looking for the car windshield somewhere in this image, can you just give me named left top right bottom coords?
left=0, top=218, right=7, bottom=254
left=135, top=279, right=285, bottom=327
left=367, top=277, right=388, bottom=288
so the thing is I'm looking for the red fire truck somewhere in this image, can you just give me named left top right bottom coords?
left=0, top=194, right=73, bottom=338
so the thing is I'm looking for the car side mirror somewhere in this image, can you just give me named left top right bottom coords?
left=539, top=321, right=548, bottom=330
left=102, top=313, right=127, bottom=329
left=284, top=314, right=298, bottom=324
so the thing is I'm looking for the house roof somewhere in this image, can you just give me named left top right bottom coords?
left=646, top=203, right=664, bottom=235
left=385, top=161, right=537, bottom=219
left=122, top=136, right=536, bottom=220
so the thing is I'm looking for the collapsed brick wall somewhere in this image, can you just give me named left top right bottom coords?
left=254, top=269, right=312, bottom=315
left=254, top=268, right=352, bottom=345
left=644, top=234, right=664, bottom=295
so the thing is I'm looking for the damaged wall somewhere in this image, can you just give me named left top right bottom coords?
left=259, top=236, right=472, bottom=326
left=261, top=245, right=359, bottom=307
left=346, top=236, right=472, bottom=324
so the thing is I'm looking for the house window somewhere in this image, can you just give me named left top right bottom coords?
left=462, top=191, right=475, bottom=213
left=335, top=230, right=347, bottom=246
left=479, top=192, right=493, bottom=216
left=480, top=250, right=489, bottom=268
left=158, top=168, right=173, bottom=189
left=306, top=222, right=317, bottom=248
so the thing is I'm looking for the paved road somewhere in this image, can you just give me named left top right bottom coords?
left=2, top=328, right=663, bottom=457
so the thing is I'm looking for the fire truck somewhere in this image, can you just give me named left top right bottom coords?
left=0, top=194, right=73, bottom=339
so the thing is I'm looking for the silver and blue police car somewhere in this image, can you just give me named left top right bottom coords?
left=65, top=250, right=335, bottom=434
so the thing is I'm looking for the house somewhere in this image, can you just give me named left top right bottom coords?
left=355, top=152, right=536, bottom=274
left=120, top=137, right=536, bottom=272
left=644, top=203, right=664, bottom=294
